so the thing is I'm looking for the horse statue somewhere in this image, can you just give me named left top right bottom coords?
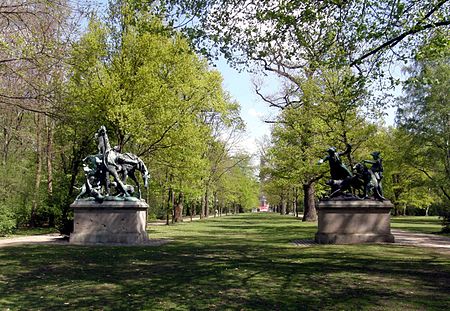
left=76, top=126, right=150, bottom=201
left=319, top=146, right=386, bottom=200
left=112, top=147, right=149, bottom=199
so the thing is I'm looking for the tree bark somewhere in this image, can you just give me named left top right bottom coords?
left=302, top=181, right=317, bottom=222
left=166, top=187, right=173, bottom=225
left=294, top=187, right=299, bottom=218
left=213, top=191, right=218, bottom=217
left=205, top=188, right=209, bottom=218
left=280, top=194, right=287, bottom=215
left=45, top=117, right=54, bottom=226
left=200, top=194, right=205, bottom=219
left=191, top=200, right=196, bottom=220
left=174, top=191, right=184, bottom=222
left=30, top=114, right=42, bottom=227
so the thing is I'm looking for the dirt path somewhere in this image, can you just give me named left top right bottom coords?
left=391, top=229, right=450, bottom=254
left=0, top=234, right=66, bottom=247
left=294, top=229, right=450, bottom=254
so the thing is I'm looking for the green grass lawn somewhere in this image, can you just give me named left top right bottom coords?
left=391, top=216, right=449, bottom=236
left=1, top=213, right=449, bottom=310
left=0, top=227, right=59, bottom=239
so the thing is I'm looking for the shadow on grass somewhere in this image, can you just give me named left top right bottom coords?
left=1, top=213, right=449, bottom=310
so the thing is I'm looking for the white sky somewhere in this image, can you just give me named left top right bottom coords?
left=214, top=58, right=281, bottom=159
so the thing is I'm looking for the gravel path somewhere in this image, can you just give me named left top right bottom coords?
left=292, top=229, right=450, bottom=254
left=391, top=229, right=450, bottom=254
left=0, top=234, right=66, bottom=247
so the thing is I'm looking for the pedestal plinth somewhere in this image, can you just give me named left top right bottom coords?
left=315, top=200, right=395, bottom=244
left=70, top=200, right=149, bottom=245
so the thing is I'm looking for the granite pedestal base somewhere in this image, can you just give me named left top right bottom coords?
left=70, top=200, right=149, bottom=245
left=315, top=200, right=395, bottom=244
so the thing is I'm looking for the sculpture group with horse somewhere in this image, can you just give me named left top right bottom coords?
left=76, top=126, right=149, bottom=202
left=319, top=144, right=385, bottom=200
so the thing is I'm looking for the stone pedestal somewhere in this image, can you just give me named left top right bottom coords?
left=70, top=200, right=149, bottom=245
left=315, top=200, right=395, bottom=244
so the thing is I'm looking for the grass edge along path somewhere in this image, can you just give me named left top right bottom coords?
left=391, top=215, right=449, bottom=237
left=1, top=213, right=449, bottom=311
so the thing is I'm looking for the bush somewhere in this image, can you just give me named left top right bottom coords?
left=0, top=203, right=16, bottom=235
left=440, top=210, right=450, bottom=233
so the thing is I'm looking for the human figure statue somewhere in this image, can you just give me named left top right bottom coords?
left=318, top=144, right=353, bottom=180
left=318, top=144, right=353, bottom=197
left=364, top=151, right=384, bottom=199
left=113, top=146, right=149, bottom=199
left=75, top=155, right=105, bottom=201
left=96, top=126, right=132, bottom=197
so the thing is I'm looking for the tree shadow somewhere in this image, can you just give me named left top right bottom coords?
left=1, top=214, right=449, bottom=310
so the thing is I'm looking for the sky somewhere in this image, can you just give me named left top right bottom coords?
left=213, top=58, right=284, bottom=160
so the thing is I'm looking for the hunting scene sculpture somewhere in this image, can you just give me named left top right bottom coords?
left=318, top=145, right=385, bottom=200
left=76, top=126, right=149, bottom=202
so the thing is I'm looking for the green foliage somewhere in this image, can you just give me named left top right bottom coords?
left=261, top=67, right=376, bottom=208
left=0, top=203, right=15, bottom=235
left=167, top=0, right=450, bottom=77
left=396, top=32, right=450, bottom=211
left=58, top=1, right=258, bottom=220
left=0, top=0, right=259, bottom=230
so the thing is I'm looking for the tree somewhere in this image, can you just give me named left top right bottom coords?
left=58, top=1, right=251, bottom=228
left=396, top=32, right=450, bottom=204
left=166, top=0, right=449, bottom=78
left=0, top=0, right=83, bottom=231
left=260, top=67, right=376, bottom=221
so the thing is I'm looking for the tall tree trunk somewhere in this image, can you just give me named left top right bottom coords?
left=200, top=194, right=205, bottom=219
left=45, top=117, right=54, bottom=227
left=31, top=114, right=42, bottom=227
left=294, top=187, right=299, bottom=218
left=280, top=194, right=287, bottom=215
left=191, top=200, right=196, bottom=220
left=2, top=125, right=9, bottom=166
left=213, top=191, right=218, bottom=217
left=174, top=191, right=184, bottom=222
left=302, top=181, right=317, bottom=222
left=205, top=188, right=210, bottom=218
left=166, top=187, right=173, bottom=225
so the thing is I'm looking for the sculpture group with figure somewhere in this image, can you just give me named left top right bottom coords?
left=318, top=144, right=385, bottom=200
left=315, top=144, right=394, bottom=244
left=76, top=126, right=149, bottom=201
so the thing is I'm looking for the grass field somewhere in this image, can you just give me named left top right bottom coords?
left=1, top=213, right=449, bottom=310
left=391, top=216, right=448, bottom=236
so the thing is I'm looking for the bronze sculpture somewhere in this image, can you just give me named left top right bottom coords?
left=76, top=126, right=149, bottom=201
left=319, top=146, right=385, bottom=200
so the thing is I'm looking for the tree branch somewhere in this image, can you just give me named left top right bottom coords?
left=351, top=19, right=450, bottom=66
